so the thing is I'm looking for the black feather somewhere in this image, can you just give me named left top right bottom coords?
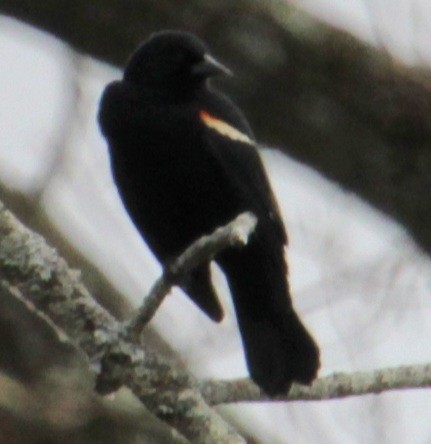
left=99, top=30, right=319, bottom=395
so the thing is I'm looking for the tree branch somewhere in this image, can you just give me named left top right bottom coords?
left=0, top=200, right=245, bottom=444
left=1, top=193, right=431, bottom=440
left=125, top=212, right=257, bottom=338
left=200, top=363, right=431, bottom=405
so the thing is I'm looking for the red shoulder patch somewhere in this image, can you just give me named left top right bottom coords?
left=199, top=110, right=253, bottom=144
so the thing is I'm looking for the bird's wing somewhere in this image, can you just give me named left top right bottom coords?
left=199, top=109, right=288, bottom=246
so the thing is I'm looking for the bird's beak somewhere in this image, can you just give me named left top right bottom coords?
left=192, top=54, right=233, bottom=78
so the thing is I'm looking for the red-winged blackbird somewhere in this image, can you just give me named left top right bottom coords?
left=99, top=30, right=319, bottom=395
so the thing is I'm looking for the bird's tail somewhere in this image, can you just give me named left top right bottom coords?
left=219, top=242, right=320, bottom=396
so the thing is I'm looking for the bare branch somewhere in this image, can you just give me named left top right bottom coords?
left=200, top=363, right=431, bottom=405
left=0, top=181, right=133, bottom=320
left=2, top=194, right=431, bottom=440
left=0, top=200, right=245, bottom=443
left=124, top=212, right=258, bottom=338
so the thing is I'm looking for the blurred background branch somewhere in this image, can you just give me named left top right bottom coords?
left=1, top=0, right=431, bottom=255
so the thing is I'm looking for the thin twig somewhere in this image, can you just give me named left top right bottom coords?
left=124, top=212, right=258, bottom=338
left=199, top=363, right=431, bottom=405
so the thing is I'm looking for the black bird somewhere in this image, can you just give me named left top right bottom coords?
left=98, top=30, right=319, bottom=395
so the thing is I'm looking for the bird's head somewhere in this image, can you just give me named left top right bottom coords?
left=124, top=30, right=232, bottom=95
